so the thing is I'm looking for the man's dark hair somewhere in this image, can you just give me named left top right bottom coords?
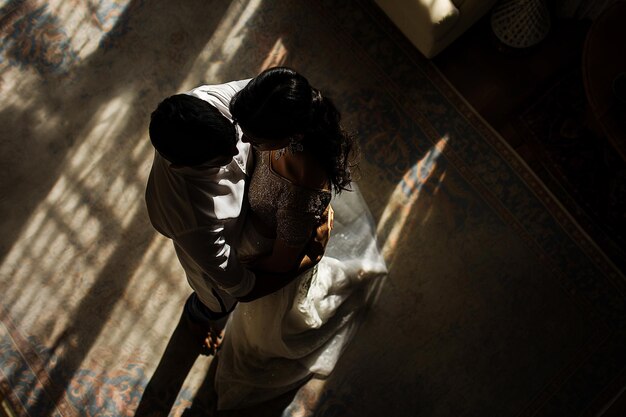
left=149, top=94, right=236, bottom=166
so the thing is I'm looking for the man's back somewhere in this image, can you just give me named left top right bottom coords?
left=144, top=80, right=254, bottom=313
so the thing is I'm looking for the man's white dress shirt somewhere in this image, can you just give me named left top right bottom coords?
left=145, top=80, right=254, bottom=313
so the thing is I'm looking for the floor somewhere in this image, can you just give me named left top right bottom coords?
left=435, top=13, right=626, bottom=415
left=434, top=15, right=589, bottom=150
left=1, top=1, right=626, bottom=415
left=434, top=13, right=626, bottom=272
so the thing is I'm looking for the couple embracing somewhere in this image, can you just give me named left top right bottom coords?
left=144, top=67, right=386, bottom=412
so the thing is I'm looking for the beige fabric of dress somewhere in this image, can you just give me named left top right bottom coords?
left=215, top=150, right=388, bottom=410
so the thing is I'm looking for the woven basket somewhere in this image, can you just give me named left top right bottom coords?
left=491, top=0, right=551, bottom=48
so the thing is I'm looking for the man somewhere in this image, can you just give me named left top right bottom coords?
left=145, top=80, right=328, bottom=354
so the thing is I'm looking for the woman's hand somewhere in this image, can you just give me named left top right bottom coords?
left=300, top=205, right=333, bottom=267
left=297, top=205, right=333, bottom=274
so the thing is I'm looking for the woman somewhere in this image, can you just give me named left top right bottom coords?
left=215, top=67, right=387, bottom=410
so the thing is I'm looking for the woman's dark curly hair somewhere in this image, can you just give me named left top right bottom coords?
left=230, top=67, right=358, bottom=193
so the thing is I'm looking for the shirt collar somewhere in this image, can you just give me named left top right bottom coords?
left=160, top=127, right=250, bottom=177
left=233, top=125, right=251, bottom=175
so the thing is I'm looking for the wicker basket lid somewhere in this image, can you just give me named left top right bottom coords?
left=491, top=0, right=551, bottom=48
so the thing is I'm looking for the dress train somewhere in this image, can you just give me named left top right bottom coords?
left=215, top=184, right=387, bottom=410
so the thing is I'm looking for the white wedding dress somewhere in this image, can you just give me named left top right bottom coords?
left=215, top=151, right=387, bottom=410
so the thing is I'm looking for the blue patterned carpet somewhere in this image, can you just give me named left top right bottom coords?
left=1, top=0, right=625, bottom=416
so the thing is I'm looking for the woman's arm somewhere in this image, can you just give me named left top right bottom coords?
left=236, top=212, right=332, bottom=302
left=250, top=203, right=333, bottom=273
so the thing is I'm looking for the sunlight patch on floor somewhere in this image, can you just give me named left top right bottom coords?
left=260, top=38, right=288, bottom=70
left=377, top=135, right=448, bottom=265
left=92, top=235, right=187, bottom=355
left=182, top=0, right=265, bottom=89
left=0, top=88, right=174, bottom=353
left=47, top=0, right=132, bottom=60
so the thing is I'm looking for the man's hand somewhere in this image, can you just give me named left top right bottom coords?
left=183, top=308, right=228, bottom=356
left=203, top=315, right=228, bottom=355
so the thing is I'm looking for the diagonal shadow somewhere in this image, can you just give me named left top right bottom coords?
left=133, top=307, right=207, bottom=416
left=0, top=1, right=240, bottom=415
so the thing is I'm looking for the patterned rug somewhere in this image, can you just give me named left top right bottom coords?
left=520, top=67, right=626, bottom=271
left=1, top=0, right=625, bottom=416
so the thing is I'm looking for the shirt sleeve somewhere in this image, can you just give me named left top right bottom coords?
left=186, top=79, right=252, bottom=115
left=175, top=225, right=256, bottom=298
